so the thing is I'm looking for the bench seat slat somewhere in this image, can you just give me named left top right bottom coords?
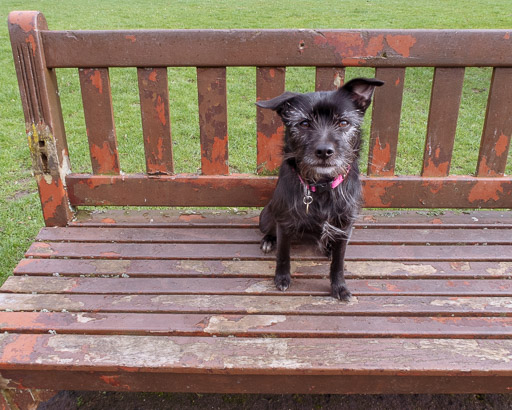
left=4, top=276, right=512, bottom=297
left=13, top=258, right=512, bottom=280
left=68, top=209, right=512, bottom=228
left=25, top=241, right=512, bottom=262
left=34, top=226, right=512, bottom=245
left=1, top=333, right=512, bottom=374
left=1, top=312, right=510, bottom=339
left=2, top=294, right=510, bottom=316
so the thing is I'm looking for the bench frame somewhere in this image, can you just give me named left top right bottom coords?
left=3, top=10, right=512, bottom=408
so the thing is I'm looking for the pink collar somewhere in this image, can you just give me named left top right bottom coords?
left=298, top=166, right=350, bottom=193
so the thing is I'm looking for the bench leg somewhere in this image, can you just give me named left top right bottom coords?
left=1, top=389, right=57, bottom=410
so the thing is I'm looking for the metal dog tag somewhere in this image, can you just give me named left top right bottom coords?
left=303, top=191, right=313, bottom=214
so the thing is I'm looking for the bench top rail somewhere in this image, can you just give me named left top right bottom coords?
left=8, top=11, right=512, bottom=226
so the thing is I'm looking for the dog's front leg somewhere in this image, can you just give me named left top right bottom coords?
left=329, top=238, right=352, bottom=301
left=274, top=224, right=292, bottom=291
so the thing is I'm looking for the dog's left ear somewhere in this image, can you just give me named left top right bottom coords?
left=255, top=91, right=300, bottom=115
left=340, top=78, right=385, bottom=111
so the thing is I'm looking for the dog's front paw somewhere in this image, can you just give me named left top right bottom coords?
left=260, top=234, right=276, bottom=253
left=331, top=282, right=352, bottom=301
left=274, top=273, right=291, bottom=291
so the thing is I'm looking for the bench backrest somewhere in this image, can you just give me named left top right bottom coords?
left=9, top=11, right=512, bottom=226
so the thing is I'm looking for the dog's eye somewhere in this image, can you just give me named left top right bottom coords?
left=299, top=120, right=310, bottom=128
left=339, top=120, right=350, bottom=128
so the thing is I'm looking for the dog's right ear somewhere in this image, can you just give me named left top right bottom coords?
left=256, top=92, right=300, bottom=114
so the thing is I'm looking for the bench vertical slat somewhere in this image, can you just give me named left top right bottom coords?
left=367, top=67, right=405, bottom=176
left=477, top=67, right=512, bottom=177
left=315, top=67, right=345, bottom=91
left=137, top=68, right=174, bottom=175
left=79, top=68, right=120, bottom=175
left=8, top=11, right=74, bottom=227
left=256, top=67, right=286, bottom=174
left=422, top=67, right=465, bottom=177
left=197, top=67, right=229, bottom=175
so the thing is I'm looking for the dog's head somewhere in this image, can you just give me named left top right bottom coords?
left=256, top=78, right=383, bottom=182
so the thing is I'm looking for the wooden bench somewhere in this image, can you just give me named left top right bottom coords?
left=3, top=10, right=512, bottom=408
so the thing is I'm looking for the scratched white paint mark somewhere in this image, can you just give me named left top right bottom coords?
left=347, top=261, right=437, bottom=277
left=222, top=260, right=275, bottom=276
left=176, top=260, right=210, bottom=274
left=244, top=281, right=273, bottom=293
left=75, top=313, right=96, bottom=324
left=221, top=338, right=310, bottom=370
left=486, top=262, right=512, bottom=276
left=204, top=315, right=286, bottom=334
left=430, top=297, right=512, bottom=310
left=47, top=335, right=183, bottom=367
left=110, top=295, right=135, bottom=305
left=418, top=339, right=512, bottom=363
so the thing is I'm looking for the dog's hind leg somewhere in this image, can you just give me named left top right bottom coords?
left=329, top=238, right=352, bottom=301
left=274, top=224, right=292, bottom=291
left=259, top=203, right=277, bottom=253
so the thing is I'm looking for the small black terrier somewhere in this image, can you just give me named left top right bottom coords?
left=257, top=78, right=384, bottom=301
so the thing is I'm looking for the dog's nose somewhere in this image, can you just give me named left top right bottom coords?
left=315, top=145, right=335, bottom=159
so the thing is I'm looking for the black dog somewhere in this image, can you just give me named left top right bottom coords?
left=257, top=78, right=384, bottom=301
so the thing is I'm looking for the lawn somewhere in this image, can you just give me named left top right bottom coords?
left=1, top=0, right=511, bottom=283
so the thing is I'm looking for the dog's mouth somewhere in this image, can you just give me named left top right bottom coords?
left=315, top=165, right=338, bottom=175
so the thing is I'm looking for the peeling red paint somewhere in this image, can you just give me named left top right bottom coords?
left=125, top=35, right=136, bottom=43
left=370, top=135, right=392, bottom=175
left=25, top=34, right=36, bottom=56
left=8, top=11, right=35, bottom=33
left=178, top=214, right=206, bottom=222
left=505, top=32, right=511, bottom=40
left=431, top=218, right=443, bottom=225
left=423, top=153, right=450, bottom=177
left=385, top=35, right=417, bottom=57
left=37, top=175, right=66, bottom=223
left=495, top=133, right=509, bottom=157
left=477, top=156, right=493, bottom=177
left=395, top=77, right=401, bottom=86
left=80, top=177, right=110, bottom=190
left=90, top=142, right=119, bottom=174
left=257, top=125, right=284, bottom=172
left=155, top=95, right=167, bottom=126
left=431, top=317, right=463, bottom=324
left=148, top=70, right=157, bottom=82
left=363, top=180, right=395, bottom=207
left=425, top=180, right=444, bottom=195
left=99, top=375, right=130, bottom=389
left=468, top=181, right=504, bottom=203
left=101, top=251, right=121, bottom=257
left=365, top=34, right=385, bottom=56
left=90, top=70, right=103, bottom=94
left=0, top=334, right=39, bottom=365
left=101, top=218, right=116, bottom=224
left=202, top=136, right=228, bottom=175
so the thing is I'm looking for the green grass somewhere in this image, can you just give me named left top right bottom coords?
left=1, top=0, right=511, bottom=282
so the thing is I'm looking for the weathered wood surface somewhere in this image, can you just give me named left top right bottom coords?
left=6, top=11, right=512, bottom=396
left=1, top=211, right=512, bottom=394
left=65, top=174, right=512, bottom=208
left=41, top=29, right=512, bottom=68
